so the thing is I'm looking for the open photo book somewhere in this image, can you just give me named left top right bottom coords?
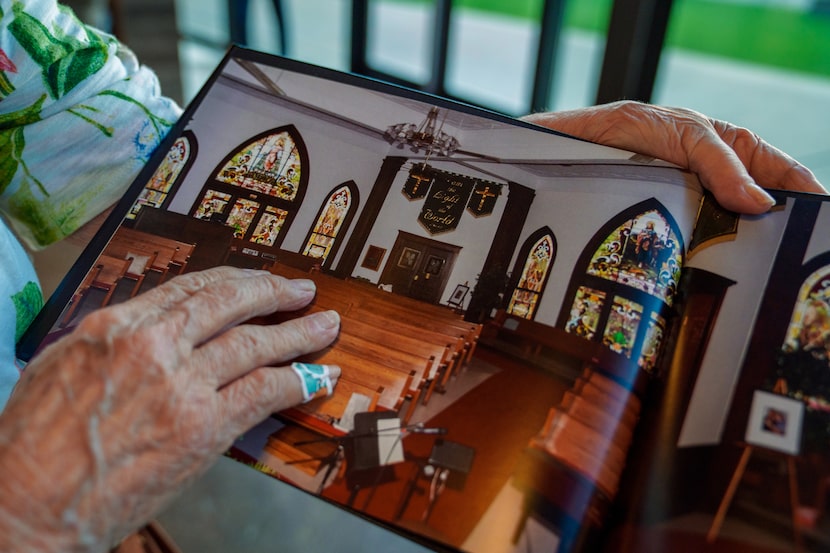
left=17, top=47, right=830, bottom=553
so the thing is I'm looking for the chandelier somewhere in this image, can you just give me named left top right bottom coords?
left=383, top=106, right=460, bottom=157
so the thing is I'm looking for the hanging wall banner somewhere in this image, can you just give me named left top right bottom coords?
left=467, top=181, right=502, bottom=217
left=402, top=164, right=434, bottom=200
left=419, top=173, right=474, bottom=234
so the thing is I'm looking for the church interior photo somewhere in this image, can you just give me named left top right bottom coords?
left=38, top=51, right=830, bottom=553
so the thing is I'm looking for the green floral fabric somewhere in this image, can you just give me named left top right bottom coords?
left=0, top=0, right=180, bottom=249
left=0, top=0, right=181, bottom=408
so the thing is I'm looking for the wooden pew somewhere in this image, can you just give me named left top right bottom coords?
left=100, top=245, right=156, bottom=297
left=285, top=377, right=383, bottom=434
left=102, top=227, right=198, bottom=296
left=247, top=302, right=449, bottom=431
left=483, top=309, right=603, bottom=379
left=102, top=231, right=169, bottom=296
left=61, top=255, right=131, bottom=326
left=298, top=347, right=415, bottom=420
left=530, top=408, right=625, bottom=498
left=571, top=377, right=639, bottom=430
left=333, top=332, right=431, bottom=423
left=308, top=285, right=466, bottom=390
left=116, top=227, right=196, bottom=276
left=266, top=262, right=476, bottom=412
left=356, top=298, right=480, bottom=366
left=351, top=309, right=466, bottom=390
left=269, top=262, right=480, bottom=370
left=338, top=315, right=452, bottom=405
left=559, top=391, right=634, bottom=449
left=512, top=365, right=642, bottom=548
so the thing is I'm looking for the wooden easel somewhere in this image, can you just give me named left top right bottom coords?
left=706, top=379, right=802, bottom=551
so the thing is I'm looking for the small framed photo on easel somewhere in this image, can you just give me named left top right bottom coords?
left=447, top=283, right=469, bottom=309
left=744, top=390, right=805, bottom=456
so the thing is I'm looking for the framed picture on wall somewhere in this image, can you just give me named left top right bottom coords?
left=744, top=390, right=805, bottom=455
left=425, top=255, right=445, bottom=275
left=397, top=247, right=420, bottom=269
left=361, top=245, right=386, bottom=271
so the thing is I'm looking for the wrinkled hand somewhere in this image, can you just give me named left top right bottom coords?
left=0, top=267, right=341, bottom=552
left=523, top=100, right=827, bottom=214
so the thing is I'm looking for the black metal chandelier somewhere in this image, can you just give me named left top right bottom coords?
left=383, top=106, right=460, bottom=157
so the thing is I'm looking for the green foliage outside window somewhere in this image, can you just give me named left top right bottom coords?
left=388, top=0, right=830, bottom=78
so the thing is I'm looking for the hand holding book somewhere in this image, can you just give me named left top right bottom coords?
left=524, top=100, right=827, bottom=214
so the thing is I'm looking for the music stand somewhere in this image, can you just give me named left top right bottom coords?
left=344, top=411, right=404, bottom=507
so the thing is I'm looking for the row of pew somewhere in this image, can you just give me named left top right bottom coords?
left=265, top=262, right=482, bottom=436
left=513, top=366, right=642, bottom=551
left=61, top=227, right=196, bottom=326
left=100, top=226, right=196, bottom=295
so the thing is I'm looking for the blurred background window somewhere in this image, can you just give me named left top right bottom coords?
left=89, top=0, right=828, bottom=184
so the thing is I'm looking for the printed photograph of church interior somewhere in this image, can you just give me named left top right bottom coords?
left=49, top=53, right=830, bottom=553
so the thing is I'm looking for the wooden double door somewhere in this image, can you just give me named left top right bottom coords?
left=380, top=231, right=461, bottom=305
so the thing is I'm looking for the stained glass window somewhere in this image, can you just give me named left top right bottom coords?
left=565, top=286, right=606, bottom=340
left=507, top=233, right=554, bottom=319
left=586, top=209, right=681, bottom=306
left=562, top=201, right=683, bottom=367
left=602, top=297, right=643, bottom=359
left=775, top=262, right=830, bottom=435
left=191, top=126, right=308, bottom=249
left=303, top=186, right=352, bottom=260
left=128, top=132, right=196, bottom=219
left=226, top=198, right=261, bottom=238
left=250, top=206, right=288, bottom=247
left=193, top=189, right=231, bottom=221
left=638, top=312, right=666, bottom=373
left=216, top=131, right=301, bottom=201
left=783, top=266, right=830, bottom=354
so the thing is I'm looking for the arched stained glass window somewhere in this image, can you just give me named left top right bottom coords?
left=303, top=183, right=357, bottom=262
left=128, top=131, right=197, bottom=219
left=507, top=230, right=555, bottom=320
left=561, top=200, right=684, bottom=369
left=586, top=209, right=681, bottom=307
left=783, top=265, right=830, bottom=355
left=216, top=130, right=302, bottom=201
left=772, top=256, right=830, bottom=454
left=190, top=125, right=309, bottom=252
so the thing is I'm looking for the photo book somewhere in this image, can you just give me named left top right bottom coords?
left=18, top=46, right=830, bottom=552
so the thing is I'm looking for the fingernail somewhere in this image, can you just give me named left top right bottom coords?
left=310, top=310, right=340, bottom=332
left=292, top=279, right=316, bottom=294
left=747, top=183, right=775, bottom=209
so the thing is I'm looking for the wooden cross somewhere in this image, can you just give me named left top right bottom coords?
left=473, top=185, right=497, bottom=210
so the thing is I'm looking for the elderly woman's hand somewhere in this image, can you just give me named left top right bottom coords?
left=0, top=267, right=340, bottom=552
left=523, top=100, right=827, bottom=214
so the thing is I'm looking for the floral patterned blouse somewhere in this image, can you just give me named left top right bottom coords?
left=0, top=0, right=181, bottom=408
